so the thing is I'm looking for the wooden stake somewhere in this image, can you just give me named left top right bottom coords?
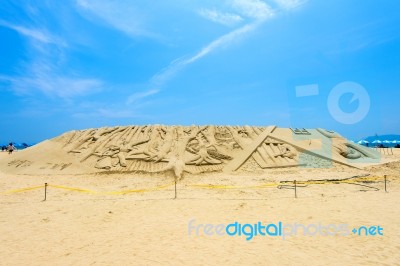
left=384, top=175, right=387, bottom=193
left=43, top=183, right=48, bottom=201
left=294, top=180, right=297, bottom=198
left=174, top=179, right=177, bottom=199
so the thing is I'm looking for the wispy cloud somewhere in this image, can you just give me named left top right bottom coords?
left=273, top=0, right=307, bottom=10
left=151, top=0, right=284, bottom=88
left=126, top=89, right=159, bottom=105
left=0, top=20, right=66, bottom=46
left=150, top=57, right=187, bottom=88
left=189, top=0, right=276, bottom=64
left=1, top=0, right=309, bottom=121
left=0, top=68, right=102, bottom=99
left=184, top=22, right=260, bottom=65
left=199, top=9, right=243, bottom=26
left=232, top=0, right=274, bottom=19
left=75, top=0, right=159, bottom=39
left=0, top=1, right=163, bottom=123
left=0, top=19, right=103, bottom=100
left=74, top=0, right=304, bottom=95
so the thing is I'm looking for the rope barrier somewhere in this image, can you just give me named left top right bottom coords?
left=48, top=185, right=97, bottom=194
left=189, top=182, right=278, bottom=190
left=2, top=185, right=45, bottom=194
left=106, top=182, right=175, bottom=195
left=0, top=176, right=388, bottom=195
left=189, top=176, right=386, bottom=190
left=2, top=182, right=175, bottom=195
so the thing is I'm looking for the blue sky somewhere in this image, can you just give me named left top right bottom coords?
left=0, top=0, right=399, bottom=143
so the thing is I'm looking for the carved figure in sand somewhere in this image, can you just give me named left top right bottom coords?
left=227, top=126, right=254, bottom=149
left=147, top=127, right=175, bottom=162
left=186, top=136, right=222, bottom=165
left=94, top=145, right=127, bottom=169
left=275, top=143, right=297, bottom=159
left=333, top=141, right=362, bottom=159
left=125, top=126, right=163, bottom=160
left=149, top=152, right=187, bottom=179
left=69, top=127, right=124, bottom=153
left=163, top=154, right=186, bottom=179
left=317, top=128, right=363, bottom=159
left=94, top=146, right=118, bottom=169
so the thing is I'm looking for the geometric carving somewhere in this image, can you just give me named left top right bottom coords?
left=291, top=128, right=311, bottom=135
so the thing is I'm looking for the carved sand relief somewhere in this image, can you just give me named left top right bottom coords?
left=38, top=163, right=72, bottom=171
left=7, top=160, right=32, bottom=168
left=42, top=125, right=381, bottom=178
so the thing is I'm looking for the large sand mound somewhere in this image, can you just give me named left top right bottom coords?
left=0, top=125, right=380, bottom=177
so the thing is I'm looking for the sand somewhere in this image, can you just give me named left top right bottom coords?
left=1, top=148, right=400, bottom=265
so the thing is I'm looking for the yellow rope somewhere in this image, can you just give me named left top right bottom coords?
left=1, top=176, right=386, bottom=194
left=48, top=185, right=97, bottom=194
left=189, top=182, right=278, bottom=190
left=189, top=176, right=386, bottom=190
left=2, top=182, right=175, bottom=195
left=2, top=185, right=44, bottom=194
left=106, top=182, right=175, bottom=195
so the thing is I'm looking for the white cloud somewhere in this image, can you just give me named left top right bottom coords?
left=149, top=56, right=188, bottom=87
left=0, top=62, right=102, bottom=99
left=148, top=22, right=260, bottom=88
left=0, top=13, right=102, bottom=100
left=187, top=1, right=276, bottom=67
left=1, top=74, right=102, bottom=99
left=0, top=20, right=66, bottom=46
left=126, top=89, right=159, bottom=105
left=148, top=0, right=308, bottom=90
left=273, top=0, right=306, bottom=10
left=184, top=22, right=259, bottom=64
left=75, top=0, right=158, bottom=39
left=231, top=0, right=274, bottom=20
left=199, top=8, right=243, bottom=26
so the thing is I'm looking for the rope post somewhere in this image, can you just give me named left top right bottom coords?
left=43, top=183, right=48, bottom=201
left=384, top=175, right=387, bottom=193
left=174, top=178, right=177, bottom=199
left=294, top=180, right=297, bottom=198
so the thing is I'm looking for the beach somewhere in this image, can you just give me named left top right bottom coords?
left=2, top=0, right=400, bottom=264
left=1, top=149, right=400, bottom=265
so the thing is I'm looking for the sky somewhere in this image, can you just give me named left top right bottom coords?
left=0, top=0, right=399, bottom=143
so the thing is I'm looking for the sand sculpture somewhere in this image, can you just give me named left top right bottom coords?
left=2, top=125, right=380, bottom=178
